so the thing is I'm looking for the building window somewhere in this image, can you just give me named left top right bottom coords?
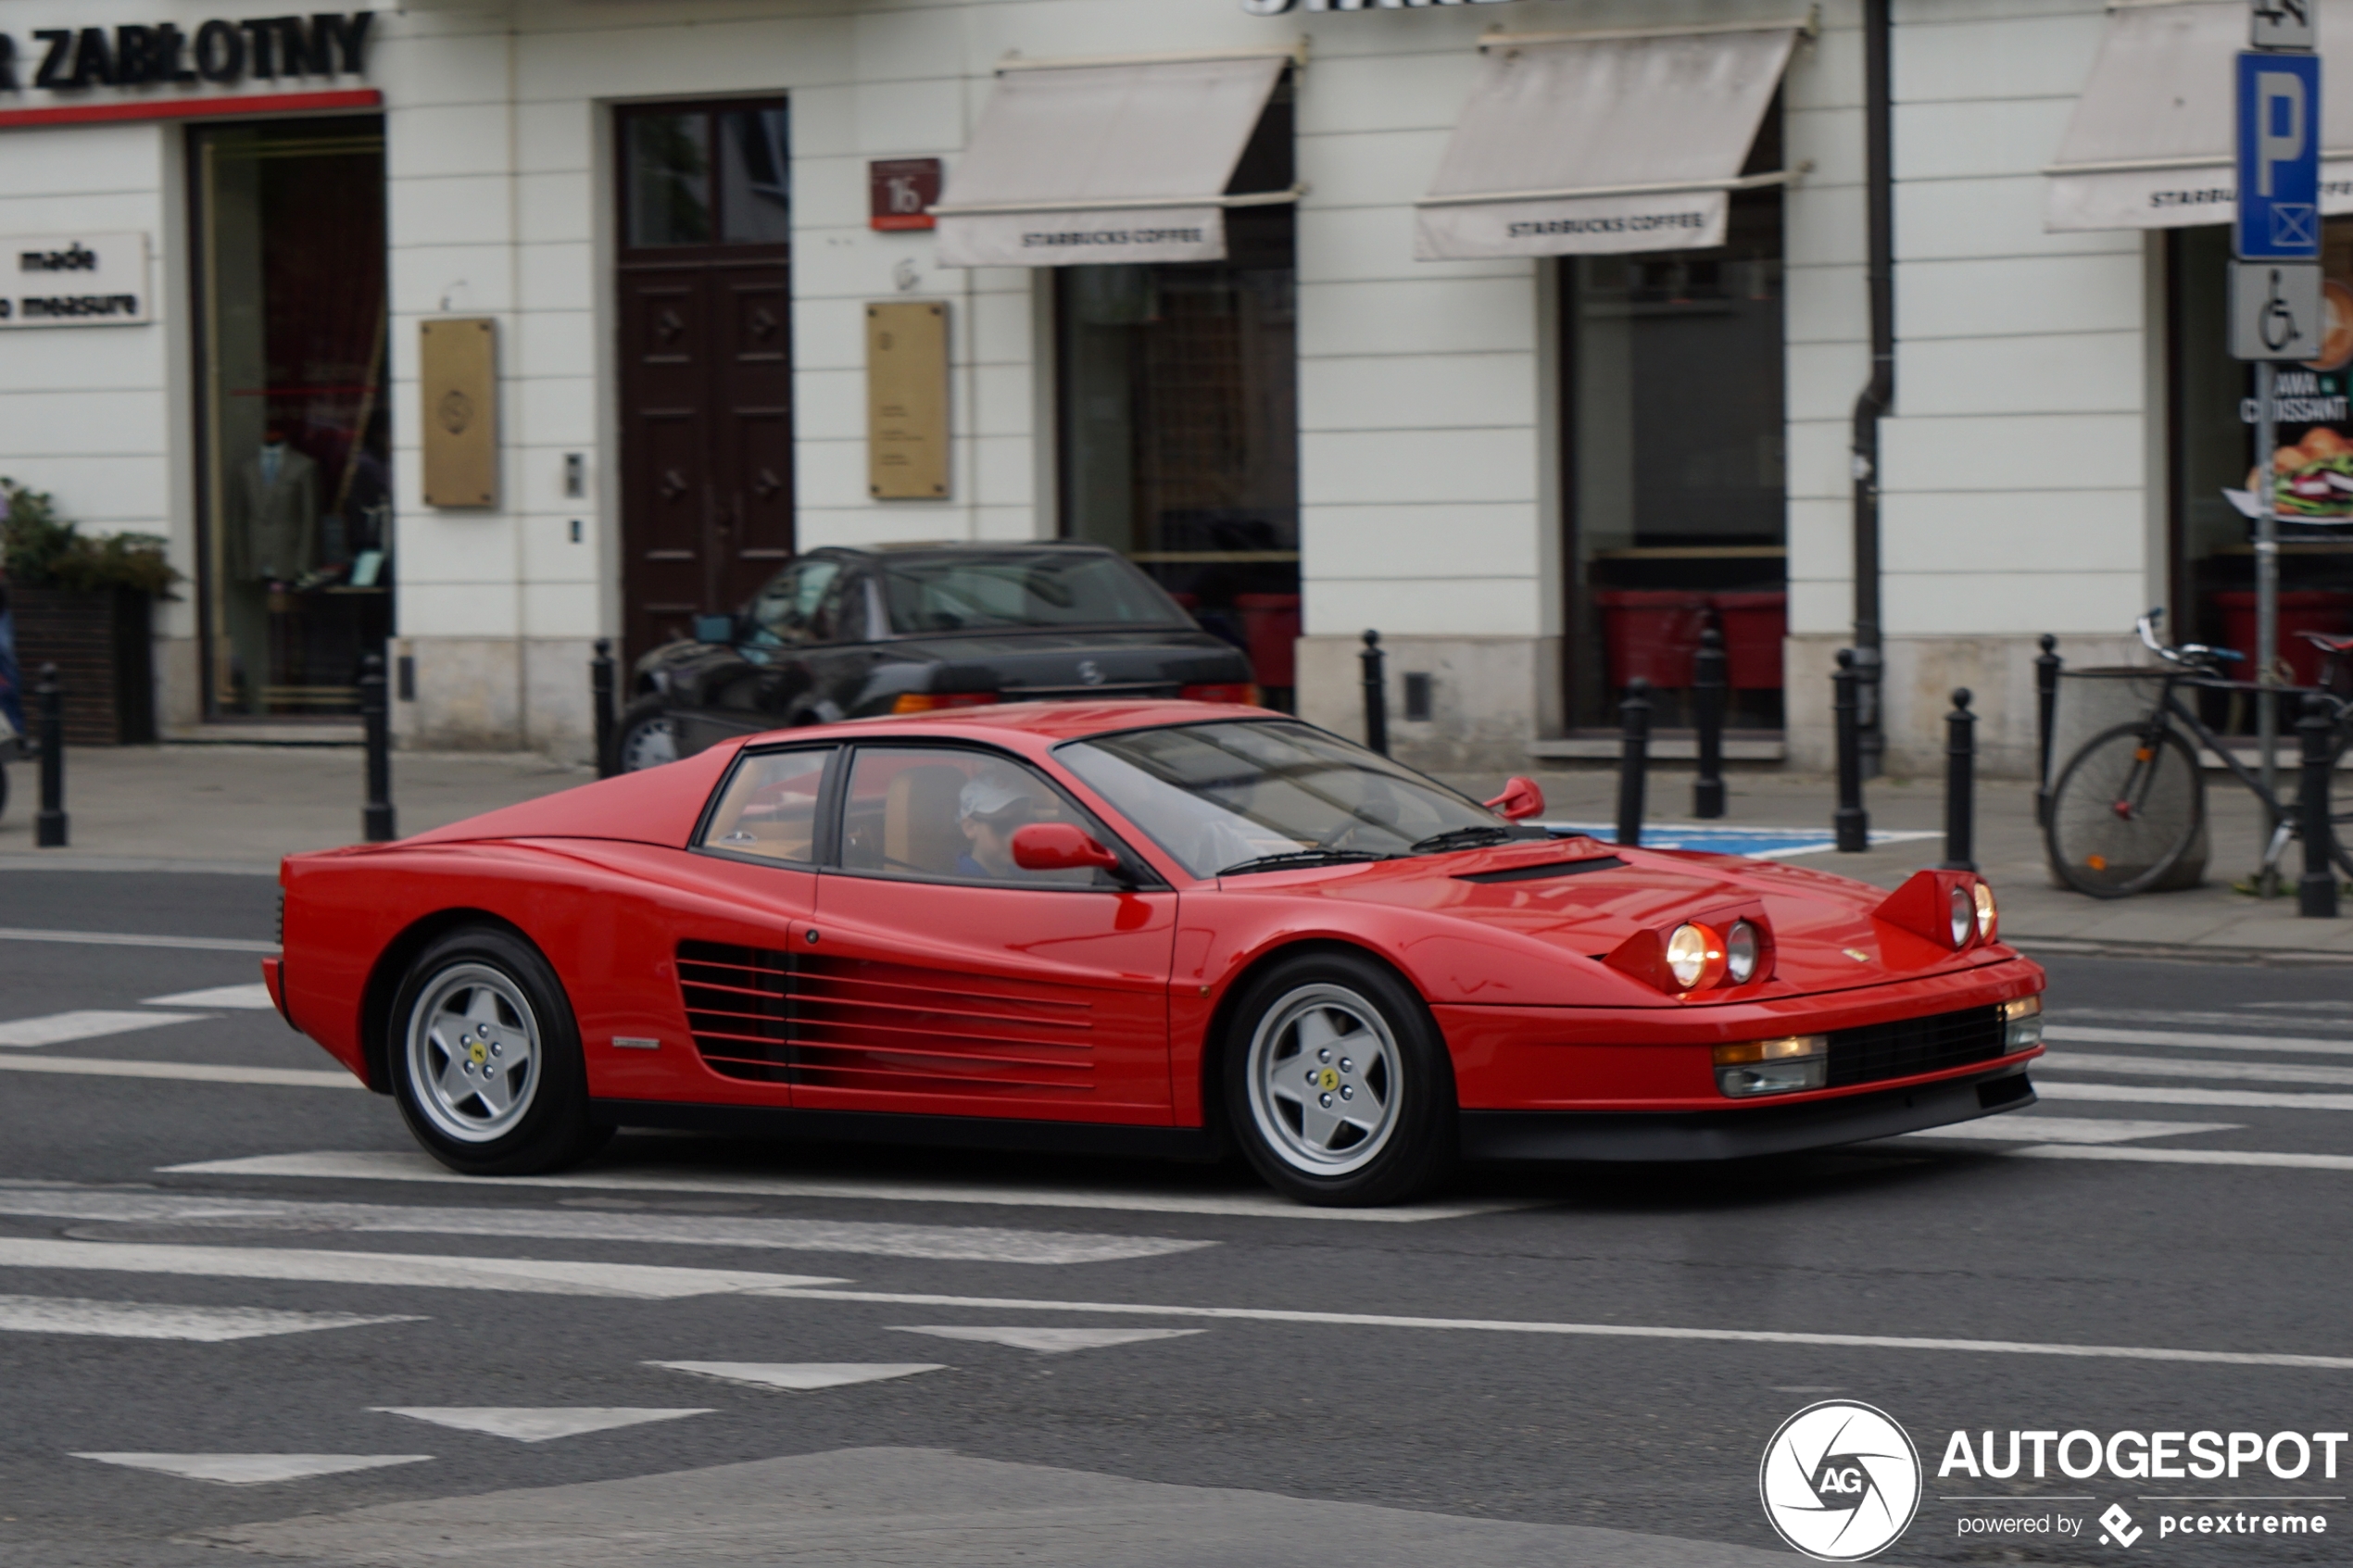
left=1055, top=92, right=1298, bottom=709
left=1561, top=187, right=1787, bottom=733
left=191, top=117, right=390, bottom=719
left=2171, top=222, right=2353, bottom=721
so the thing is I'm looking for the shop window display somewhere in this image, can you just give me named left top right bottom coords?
left=2173, top=222, right=2353, bottom=718
left=1055, top=92, right=1299, bottom=710
left=192, top=118, right=391, bottom=719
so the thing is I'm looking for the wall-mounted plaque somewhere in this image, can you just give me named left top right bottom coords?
left=0, top=232, right=148, bottom=327
left=870, top=158, right=942, bottom=231
left=420, top=317, right=497, bottom=508
left=867, top=301, right=949, bottom=499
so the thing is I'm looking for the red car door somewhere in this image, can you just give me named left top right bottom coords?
left=799, top=743, right=1177, bottom=1124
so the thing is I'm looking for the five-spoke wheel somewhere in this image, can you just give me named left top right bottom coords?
left=405, top=964, right=541, bottom=1144
left=1247, top=984, right=1403, bottom=1176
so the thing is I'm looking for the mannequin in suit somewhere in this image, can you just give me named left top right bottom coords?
left=221, top=427, right=320, bottom=709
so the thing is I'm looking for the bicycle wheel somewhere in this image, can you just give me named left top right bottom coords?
left=2046, top=722, right=2206, bottom=898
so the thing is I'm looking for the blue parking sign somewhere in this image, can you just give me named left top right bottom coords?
left=2237, top=50, right=2322, bottom=259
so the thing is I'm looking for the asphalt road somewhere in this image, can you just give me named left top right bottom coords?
left=1, top=870, right=2349, bottom=1567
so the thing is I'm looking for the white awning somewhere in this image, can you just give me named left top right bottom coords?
left=933, top=51, right=1294, bottom=269
left=1414, top=19, right=1808, bottom=261
left=2046, top=0, right=2353, bottom=232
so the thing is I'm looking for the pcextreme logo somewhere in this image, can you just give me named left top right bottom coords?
left=1759, top=1400, right=1924, bottom=1562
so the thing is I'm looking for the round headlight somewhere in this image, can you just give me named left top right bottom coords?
left=1971, top=881, right=1996, bottom=943
left=1666, top=922, right=1723, bottom=990
left=1947, top=885, right=1974, bottom=947
left=1725, top=920, right=1762, bottom=985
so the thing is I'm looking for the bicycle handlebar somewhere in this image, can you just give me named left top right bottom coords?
left=2137, top=608, right=2245, bottom=669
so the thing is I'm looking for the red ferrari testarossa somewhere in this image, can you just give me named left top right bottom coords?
left=265, top=701, right=2045, bottom=1205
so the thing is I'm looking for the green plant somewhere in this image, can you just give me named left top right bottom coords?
left=0, top=480, right=179, bottom=596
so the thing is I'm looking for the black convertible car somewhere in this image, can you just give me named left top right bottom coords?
left=614, top=543, right=1260, bottom=771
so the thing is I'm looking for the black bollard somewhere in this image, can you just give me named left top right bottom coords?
left=2298, top=692, right=2339, bottom=918
left=1616, top=678, right=1652, bottom=848
left=592, top=638, right=618, bottom=781
left=33, top=663, right=65, bottom=848
left=1359, top=629, right=1388, bottom=757
left=1692, top=626, right=1727, bottom=819
left=1941, top=687, right=1977, bottom=872
left=360, top=653, right=395, bottom=843
left=2034, top=633, right=2061, bottom=828
left=1832, top=649, right=1869, bottom=853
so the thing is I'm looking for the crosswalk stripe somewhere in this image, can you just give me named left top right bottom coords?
left=891, top=1325, right=1203, bottom=1354
left=2006, top=1145, right=2353, bottom=1173
left=142, top=984, right=276, bottom=1010
left=371, top=1408, right=711, bottom=1442
left=746, top=1286, right=2353, bottom=1372
left=0, top=927, right=276, bottom=954
left=74, top=1453, right=430, bottom=1485
left=648, top=1361, right=947, bottom=1392
left=2043, top=1051, right=2353, bottom=1087
left=158, top=1150, right=1533, bottom=1223
left=0, top=1188, right=1214, bottom=1266
left=0, top=1011, right=204, bottom=1047
left=2048, top=1025, right=2353, bottom=1058
left=0, top=1057, right=358, bottom=1089
left=1894, top=1116, right=2240, bottom=1145
left=2035, top=1081, right=2353, bottom=1111
left=0, top=1294, right=423, bottom=1341
left=0, top=1237, right=843, bottom=1298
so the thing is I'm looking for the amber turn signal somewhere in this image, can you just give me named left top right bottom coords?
left=890, top=692, right=1001, bottom=713
left=1179, top=683, right=1262, bottom=706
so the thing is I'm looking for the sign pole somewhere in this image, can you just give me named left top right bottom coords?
left=2257, top=357, right=2280, bottom=874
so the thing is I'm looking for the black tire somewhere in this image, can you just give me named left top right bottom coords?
left=2045, top=722, right=2205, bottom=897
left=388, top=925, right=609, bottom=1176
left=1222, top=948, right=1455, bottom=1206
left=614, top=695, right=683, bottom=772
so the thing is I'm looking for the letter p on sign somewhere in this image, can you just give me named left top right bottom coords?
left=2238, top=50, right=2322, bottom=259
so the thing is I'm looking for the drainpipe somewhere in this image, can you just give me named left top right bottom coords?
left=1850, top=0, right=1893, bottom=778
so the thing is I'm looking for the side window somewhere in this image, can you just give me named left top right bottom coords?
left=749, top=558, right=843, bottom=646
left=838, top=746, right=1104, bottom=886
left=808, top=571, right=868, bottom=645
left=697, top=747, right=833, bottom=863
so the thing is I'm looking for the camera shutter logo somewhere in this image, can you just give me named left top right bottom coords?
left=1758, top=1400, right=1922, bottom=1562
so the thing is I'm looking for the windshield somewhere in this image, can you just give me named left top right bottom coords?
left=882, top=552, right=1188, bottom=633
left=1057, top=721, right=1503, bottom=878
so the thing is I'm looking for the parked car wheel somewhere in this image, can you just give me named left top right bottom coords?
left=615, top=696, right=682, bottom=772
left=1224, top=949, right=1456, bottom=1206
left=389, top=925, right=609, bottom=1176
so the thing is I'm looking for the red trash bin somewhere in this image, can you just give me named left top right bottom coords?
left=1593, top=591, right=1707, bottom=689
left=2214, top=590, right=2351, bottom=686
left=1710, top=591, right=1787, bottom=690
left=1236, top=593, right=1301, bottom=687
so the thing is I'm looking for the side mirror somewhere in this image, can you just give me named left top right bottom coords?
left=1484, top=775, right=1545, bottom=822
left=694, top=613, right=737, bottom=645
left=1012, top=822, right=1122, bottom=872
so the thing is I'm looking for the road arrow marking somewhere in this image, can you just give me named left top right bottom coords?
left=371, top=1408, right=710, bottom=1442
left=891, top=1325, right=1203, bottom=1354
left=648, top=1361, right=947, bottom=1391
left=73, top=1453, right=431, bottom=1485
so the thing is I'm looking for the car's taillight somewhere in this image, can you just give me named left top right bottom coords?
left=1180, top=683, right=1262, bottom=706
left=891, top=692, right=1000, bottom=714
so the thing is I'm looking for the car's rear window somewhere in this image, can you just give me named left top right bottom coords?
left=881, top=553, right=1187, bottom=633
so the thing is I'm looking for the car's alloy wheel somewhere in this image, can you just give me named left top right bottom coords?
left=389, top=926, right=608, bottom=1176
left=618, top=706, right=680, bottom=771
left=1224, top=950, right=1455, bottom=1207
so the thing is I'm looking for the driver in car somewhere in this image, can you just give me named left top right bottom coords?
left=955, top=771, right=1050, bottom=880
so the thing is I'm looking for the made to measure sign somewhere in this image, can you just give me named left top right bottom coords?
left=0, top=233, right=148, bottom=327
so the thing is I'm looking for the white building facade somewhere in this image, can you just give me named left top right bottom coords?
left=0, top=0, right=2324, bottom=777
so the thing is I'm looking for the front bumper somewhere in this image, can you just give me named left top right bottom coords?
left=1459, top=1062, right=2034, bottom=1162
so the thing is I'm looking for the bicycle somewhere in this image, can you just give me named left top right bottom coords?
left=2043, top=609, right=2353, bottom=898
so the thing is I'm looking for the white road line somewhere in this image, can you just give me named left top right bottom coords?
left=2053, top=1011, right=2353, bottom=1038
left=1894, top=1116, right=2241, bottom=1145
left=0, top=1189, right=1214, bottom=1266
left=74, top=1454, right=430, bottom=1485
left=892, top=1324, right=1202, bottom=1354
left=2044, top=1052, right=2353, bottom=1087
left=0, top=1057, right=358, bottom=1089
left=0, top=1238, right=843, bottom=1298
left=143, top=984, right=276, bottom=1010
left=158, top=1150, right=1533, bottom=1223
left=0, top=927, right=277, bottom=954
left=747, top=1286, right=2353, bottom=1373
left=0, top=1010, right=204, bottom=1048
left=0, top=1294, right=423, bottom=1341
left=371, top=1408, right=710, bottom=1442
left=648, top=1361, right=946, bottom=1392
left=2035, top=1082, right=2353, bottom=1111
left=2007, top=1146, right=2353, bottom=1172
left=2048, top=1025, right=2353, bottom=1058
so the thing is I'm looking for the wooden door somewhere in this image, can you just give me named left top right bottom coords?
left=616, top=102, right=794, bottom=666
